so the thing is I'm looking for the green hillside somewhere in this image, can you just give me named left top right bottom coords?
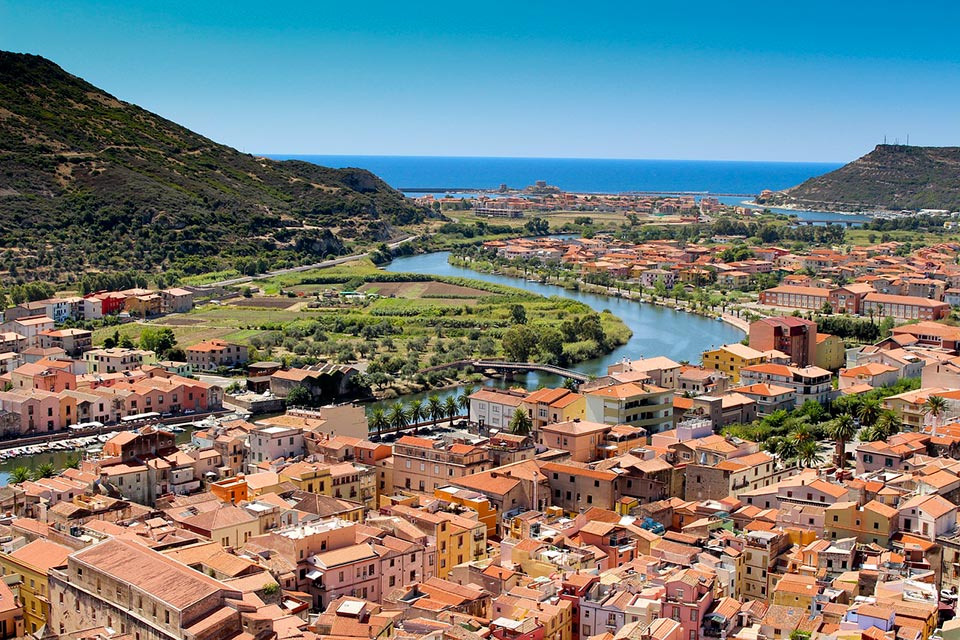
left=762, top=145, right=960, bottom=212
left=0, top=51, right=425, bottom=283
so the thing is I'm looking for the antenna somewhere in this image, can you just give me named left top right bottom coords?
left=907, top=134, right=910, bottom=146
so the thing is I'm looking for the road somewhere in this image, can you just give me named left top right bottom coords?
left=206, top=235, right=419, bottom=288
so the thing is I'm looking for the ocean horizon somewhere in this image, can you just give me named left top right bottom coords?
left=268, top=154, right=844, bottom=196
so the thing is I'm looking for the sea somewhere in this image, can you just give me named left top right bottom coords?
left=270, top=155, right=843, bottom=197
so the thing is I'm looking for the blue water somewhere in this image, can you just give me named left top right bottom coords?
left=270, top=155, right=842, bottom=196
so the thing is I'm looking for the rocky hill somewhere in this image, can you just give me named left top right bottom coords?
left=0, top=51, right=425, bottom=282
left=761, top=145, right=960, bottom=212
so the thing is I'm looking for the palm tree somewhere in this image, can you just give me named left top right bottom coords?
left=33, top=462, right=56, bottom=479
left=444, top=396, right=459, bottom=426
left=369, top=407, right=388, bottom=436
left=923, top=395, right=949, bottom=432
left=388, top=402, right=409, bottom=432
left=457, top=386, right=475, bottom=414
left=509, top=408, right=532, bottom=436
left=407, top=399, right=426, bottom=426
left=795, top=439, right=825, bottom=469
left=872, top=410, right=903, bottom=441
left=789, top=420, right=814, bottom=446
left=857, top=397, right=882, bottom=428
left=427, top=394, right=445, bottom=424
left=829, top=413, right=857, bottom=468
left=9, top=466, right=31, bottom=484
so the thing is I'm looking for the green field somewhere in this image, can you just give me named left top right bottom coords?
left=91, top=262, right=632, bottom=391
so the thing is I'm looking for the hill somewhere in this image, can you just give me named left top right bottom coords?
left=761, top=145, right=960, bottom=212
left=0, top=51, right=426, bottom=283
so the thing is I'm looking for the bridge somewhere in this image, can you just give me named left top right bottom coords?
left=420, top=359, right=591, bottom=383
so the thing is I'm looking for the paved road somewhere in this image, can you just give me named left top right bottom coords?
left=207, top=235, right=419, bottom=288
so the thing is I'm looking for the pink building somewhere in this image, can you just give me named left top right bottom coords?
left=0, top=389, right=61, bottom=434
left=308, top=542, right=381, bottom=609
left=662, top=569, right=714, bottom=640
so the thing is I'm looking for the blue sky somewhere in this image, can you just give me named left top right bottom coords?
left=3, top=0, right=959, bottom=162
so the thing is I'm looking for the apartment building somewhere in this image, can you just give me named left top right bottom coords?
left=84, top=347, right=157, bottom=374
left=185, top=339, right=249, bottom=371
left=702, top=344, right=767, bottom=383
left=739, top=363, right=833, bottom=406
left=748, top=316, right=817, bottom=367
left=49, top=538, right=244, bottom=640
left=584, top=382, right=672, bottom=433
left=392, top=435, right=490, bottom=493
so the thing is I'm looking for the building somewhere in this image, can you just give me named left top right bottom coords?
left=247, top=424, right=305, bottom=465
left=815, top=333, right=846, bottom=371
left=749, top=317, right=817, bottom=367
left=37, top=328, right=93, bottom=357
left=84, top=347, right=157, bottom=374
left=702, top=344, right=767, bottom=383
left=538, top=420, right=614, bottom=463
left=584, top=382, right=672, bottom=433
left=185, top=339, right=249, bottom=371
left=0, top=538, right=72, bottom=635
left=161, top=288, right=195, bottom=314
left=392, top=435, right=490, bottom=493
left=469, top=388, right=528, bottom=430
left=739, top=363, right=833, bottom=406
left=862, top=293, right=951, bottom=321
left=522, top=388, right=586, bottom=432
left=49, top=538, right=244, bottom=640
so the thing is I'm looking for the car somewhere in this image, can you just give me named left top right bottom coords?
left=161, top=412, right=173, bottom=418
left=183, top=409, right=195, bottom=415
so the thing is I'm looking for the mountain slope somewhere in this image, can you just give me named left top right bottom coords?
left=0, top=51, right=425, bottom=282
left=763, top=145, right=960, bottom=212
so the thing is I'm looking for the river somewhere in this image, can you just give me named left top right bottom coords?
left=367, top=252, right=743, bottom=413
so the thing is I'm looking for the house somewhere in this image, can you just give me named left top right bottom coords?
left=161, top=287, right=195, bottom=313
left=185, top=339, right=249, bottom=371
left=739, top=363, right=833, bottom=406
left=897, top=493, right=958, bottom=540
left=838, top=363, right=900, bottom=390
left=538, top=420, right=614, bottom=463
left=37, top=328, right=92, bottom=356
left=469, top=388, right=529, bottom=430
left=815, top=333, right=846, bottom=371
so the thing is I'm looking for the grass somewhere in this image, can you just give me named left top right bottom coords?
left=846, top=229, right=960, bottom=245
left=89, top=263, right=632, bottom=386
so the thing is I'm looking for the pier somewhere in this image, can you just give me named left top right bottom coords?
left=419, top=359, right=591, bottom=383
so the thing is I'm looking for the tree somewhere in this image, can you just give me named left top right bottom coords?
left=865, top=411, right=903, bottom=441
left=857, top=397, right=882, bottom=428
left=444, top=396, right=459, bottom=426
left=428, top=394, right=445, bottom=423
left=510, top=304, right=527, bottom=325
left=829, top=413, right=857, bottom=468
left=139, top=327, right=177, bottom=357
left=119, top=334, right=135, bottom=349
left=923, top=395, right=948, bottom=429
left=388, top=402, right=409, bottom=432
left=369, top=407, right=389, bottom=436
left=286, top=385, right=312, bottom=407
left=537, top=326, right=564, bottom=364
left=33, top=462, right=56, bottom=479
left=502, top=325, right=539, bottom=362
left=795, top=439, right=825, bottom=469
left=509, top=408, right=532, bottom=436
left=671, top=283, right=686, bottom=304
left=9, top=466, right=31, bottom=484
left=457, top=386, right=475, bottom=413
left=407, top=399, right=426, bottom=426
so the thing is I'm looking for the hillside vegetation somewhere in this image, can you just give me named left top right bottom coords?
left=0, top=51, right=425, bottom=283
left=762, top=145, right=960, bottom=211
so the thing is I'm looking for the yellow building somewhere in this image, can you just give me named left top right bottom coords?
left=434, top=486, right=498, bottom=538
left=815, top=333, right=846, bottom=371
left=771, top=573, right=819, bottom=610
left=824, top=500, right=899, bottom=546
left=0, top=539, right=73, bottom=635
left=702, top=343, right=767, bottom=383
left=390, top=504, right=486, bottom=578
left=279, top=461, right=332, bottom=494
left=521, top=388, right=586, bottom=432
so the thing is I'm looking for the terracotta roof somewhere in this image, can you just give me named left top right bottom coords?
left=7, top=538, right=73, bottom=571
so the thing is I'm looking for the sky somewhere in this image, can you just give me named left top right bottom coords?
left=2, top=1, right=960, bottom=162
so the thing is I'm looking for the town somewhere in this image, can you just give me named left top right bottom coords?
left=4, top=233, right=960, bottom=640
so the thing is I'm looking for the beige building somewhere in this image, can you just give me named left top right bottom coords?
left=84, top=347, right=157, bottom=374
left=392, top=435, right=490, bottom=494
left=584, top=381, right=672, bottom=433
left=49, top=538, right=244, bottom=640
